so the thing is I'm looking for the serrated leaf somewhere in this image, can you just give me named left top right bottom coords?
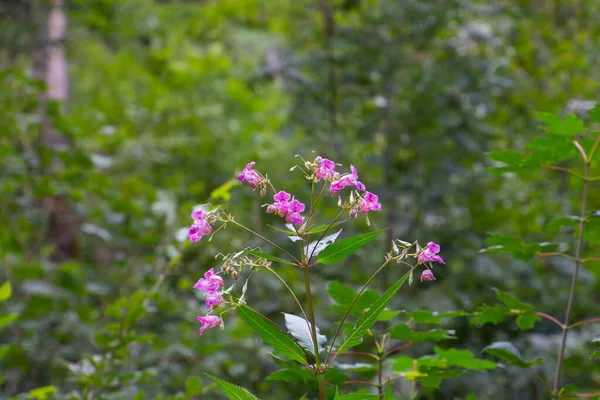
left=435, top=347, right=496, bottom=370
left=237, top=305, right=308, bottom=365
left=495, top=290, right=535, bottom=313
left=471, top=305, right=508, bottom=325
left=242, top=249, right=294, bottom=265
left=283, top=313, right=327, bottom=354
left=482, top=342, right=541, bottom=368
left=206, top=374, right=260, bottom=400
left=537, top=112, right=585, bottom=136
left=317, top=229, right=387, bottom=264
left=389, top=324, right=456, bottom=343
left=406, top=310, right=470, bottom=325
left=0, top=282, right=12, bottom=302
left=0, top=313, right=19, bottom=330
left=305, top=229, right=343, bottom=258
left=336, top=272, right=409, bottom=356
left=516, top=312, right=541, bottom=331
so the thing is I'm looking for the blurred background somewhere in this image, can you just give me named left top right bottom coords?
left=1, top=0, right=599, bottom=399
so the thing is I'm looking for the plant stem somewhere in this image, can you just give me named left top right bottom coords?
left=552, top=161, right=590, bottom=397
left=304, top=267, right=326, bottom=400
left=377, top=355, right=383, bottom=396
left=262, top=263, right=309, bottom=323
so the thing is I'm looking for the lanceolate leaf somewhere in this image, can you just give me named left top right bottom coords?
left=316, top=229, right=387, bottom=264
left=336, top=272, right=409, bottom=356
left=305, top=229, right=343, bottom=258
left=383, top=380, right=394, bottom=400
left=283, top=313, right=327, bottom=354
left=206, top=374, right=260, bottom=400
left=242, top=249, right=294, bottom=265
left=237, top=305, right=308, bottom=365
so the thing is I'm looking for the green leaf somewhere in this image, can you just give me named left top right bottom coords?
left=471, top=305, right=508, bottom=325
left=328, top=281, right=356, bottom=308
left=405, top=310, right=470, bottom=325
left=335, top=393, right=379, bottom=400
left=536, top=112, right=585, bottom=136
left=266, top=369, right=308, bottom=383
left=185, top=376, right=203, bottom=396
left=242, top=249, right=294, bottom=265
left=482, top=234, right=557, bottom=261
left=558, top=384, right=581, bottom=396
left=205, top=374, right=260, bottom=400
left=389, top=324, right=456, bottom=343
left=0, top=281, right=12, bottom=302
left=0, top=344, right=10, bottom=360
left=28, top=386, right=56, bottom=400
left=283, top=313, right=327, bottom=354
left=435, top=347, right=496, bottom=371
left=383, top=380, right=394, bottom=400
left=391, top=355, right=415, bottom=371
left=0, top=313, right=19, bottom=330
left=516, top=312, right=541, bottom=330
left=316, top=229, right=387, bottom=264
left=237, top=305, right=308, bottom=365
left=545, top=216, right=581, bottom=233
left=336, top=272, right=409, bottom=356
left=268, top=225, right=297, bottom=236
left=495, top=290, right=535, bottom=313
left=590, top=348, right=600, bottom=360
left=486, top=150, right=525, bottom=166
left=589, top=104, right=600, bottom=122
left=482, top=342, right=542, bottom=368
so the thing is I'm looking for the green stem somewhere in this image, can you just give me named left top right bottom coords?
left=552, top=161, right=590, bottom=397
left=306, top=182, right=327, bottom=229
left=308, top=209, right=345, bottom=262
left=325, top=258, right=394, bottom=365
left=230, top=220, right=301, bottom=264
left=262, top=263, right=309, bottom=323
left=304, top=268, right=326, bottom=400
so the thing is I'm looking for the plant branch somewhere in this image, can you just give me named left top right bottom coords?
left=383, top=342, right=413, bottom=359
left=541, top=165, right=585, bottom=179
left=230, top=220, right=301, bottom=264
left=536, top=312, right=565, bottom=329
left=304, top=268, right=326, bottom=400
left=568, top=317, right=600, bottom=329
left=552, top=161, right=590, bottom=397
left=308, top=209, right=345, bottom=262
left=532, top=369, right=552, bottom=395
left=325, top=258, right=395, bottom=365
left=262, top=263, right=309, bottom=323
left=536, top=252, right=577, bottom=261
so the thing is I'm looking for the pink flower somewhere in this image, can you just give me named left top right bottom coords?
left=193, top=268, right=224, bottom=292
left=197, top=315, right=221, bottom=335
left=188, top=210, right=212, bottom=242
left=417, top=242, right=445, bottom=264
left=330, top=165, right=366, bottom=194
left=265, top=192, right=305, bottom=225
left=238, top=162, right=261, bottom=188
left=421, top=269, right=436, bottom=282
left=360, top=191, right=382, bottom=215
left=315, top=156, right=337, bottom=181
left=349, top=208, right=358, bottom=218
left=205, top=291, right=223, bottom=309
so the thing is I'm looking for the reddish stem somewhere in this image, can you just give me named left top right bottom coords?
left=383, top=342, right=413, bottom=358
left=536, top=312, right=565, bottom=329
left=568, top=317, right=600, bottom=329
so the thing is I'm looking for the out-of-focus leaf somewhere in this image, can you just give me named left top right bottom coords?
left=185, top=376, right=203, bottom=396
left=389, top=324, right=456, bottom=343
left=482, top=342, right=541, bottom=368
left=406, top=310, right=470, bottom=325
left=28, top=386, right=56, bottom=400
left=242, top=249, right=294, bottom=265
left=0, top=313, right=19, bottom=330
left=471, top=305, right=509, bottom=326
left=434, top=347, right=496, bottom=371
left=536, top=112, right=585, bottom=136
left=0, top=281, right=12, bottom=302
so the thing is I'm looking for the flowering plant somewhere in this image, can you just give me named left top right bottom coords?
left=188, top=155, right=489, bottom=399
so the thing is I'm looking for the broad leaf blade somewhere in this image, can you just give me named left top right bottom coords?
left=336, top=272, right=409, bottom=356
left=242, top=249, right=294, bottom=265
left=482, top=341, right=541, bottom=368
left=283, top=313, right=327, bottom=354
left=206, top=374, right=260, bottom=400
left=316, top=229, right=387, bottom=264
left=237, top=305, right=308, bottom=365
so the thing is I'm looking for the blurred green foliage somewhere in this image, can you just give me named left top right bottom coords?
left=1, top=0, right=600, bottom=399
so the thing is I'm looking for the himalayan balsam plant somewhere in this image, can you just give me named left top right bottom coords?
left=478, top=107, right=600, bottom=399
left=189, top=155, right=496, bottom=399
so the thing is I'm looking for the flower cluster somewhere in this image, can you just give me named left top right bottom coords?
left=330, top=165, right=366, bottom=194
left=266, top=191, right=306, bottom=225
left=238, top=162, right=261, bottom=189
left=418, top=242, right=445, bottom=265
left=193, top=268, right=224, bottom=335
left=188, top=210, right=212, bottom=242
left=392, top=239, right=445, bottom=283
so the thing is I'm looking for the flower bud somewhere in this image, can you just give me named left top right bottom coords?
left=420, top=269, right=436, bottom=282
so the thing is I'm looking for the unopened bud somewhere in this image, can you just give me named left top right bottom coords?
left=231, top=271, right=238, bottom=279
left=420, top=269, right=436, bottom=282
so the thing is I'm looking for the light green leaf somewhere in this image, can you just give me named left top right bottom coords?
left=0, top=281, right=12, bottom=303
left=0, top=313, right=19, bottom=330
left=383, top=380, right=394, bottom=400
left=316, top=229, right=387, bottom=264
left=589, top=104, right=600, bottom=122
left=206, top=374, right=260, bottom=400
left=482, top=342, right=541, bottom=368
left=486, top=150, right=525, bottom=166
left=336, top=272, right=409, bottom=356
left=391, top=355, right=415, bottom=371
left=28, top=386, right=56, bottom=400
left=185, top=376, right=203, bottom=396
left=516, top=312, right=541, bottom=331
left=471, top=305, right=508, bottom=326
left=242, top=249, right=294, bottom=265
left=389, top=324, right=456, bottom=343
left=536, top=112, right=585, bottom=136
left=237, top=305, right=307, bottom=365
left=435, top=347, right=496, bottom=371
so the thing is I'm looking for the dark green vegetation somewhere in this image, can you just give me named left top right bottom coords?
left=1, top=1, right=600, bottom=399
